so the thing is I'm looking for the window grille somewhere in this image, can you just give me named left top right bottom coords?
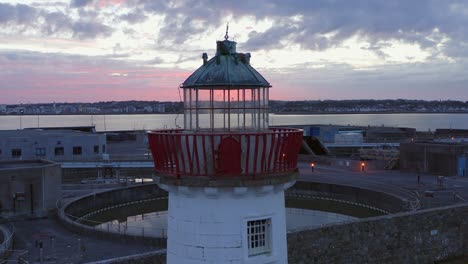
left=35, top=148, right=46, bottom=156
left=247, top=218, right=271, bottom=256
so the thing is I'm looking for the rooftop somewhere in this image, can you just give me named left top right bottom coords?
left=0, top=159, right=57, bottom=170
left=0, top=129, right=99, bottom=138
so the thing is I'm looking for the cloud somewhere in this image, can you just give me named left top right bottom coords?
left=147, top=56, right=164, bottom=65
left=71, top=0, right=94, bottom=8
left=127, top=0, right=468, bottom=60
left=2, top=0, right=468, bottom=103
left=0, top=2, right=112, bottom=39
left=0, top=3, right=37, bottom=24
left=119, top=10, right=147, bottom=24
left=0, top=50, right=189, bottom=103
left=71, top=20, right=112, bottom=38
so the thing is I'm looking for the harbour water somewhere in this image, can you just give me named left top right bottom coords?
left=1, top=113, right=467, bottom=132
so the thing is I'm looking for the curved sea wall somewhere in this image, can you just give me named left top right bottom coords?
left=58, top=182, right=466, bottom=263
left=58, top=184, right=167, bottom=247
left=289, top=181, right=411, bottom=213
left=58, top=181, right=401, bottom=247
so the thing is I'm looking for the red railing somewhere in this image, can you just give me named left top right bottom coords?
left=148, top=128, right=303, bottom=177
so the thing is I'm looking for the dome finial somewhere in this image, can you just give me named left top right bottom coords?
left=224, top=22, right=229, bottom=40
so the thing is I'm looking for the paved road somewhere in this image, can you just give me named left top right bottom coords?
left=10, top=217, right=159, bottom=263
left=297, top=162, right=468, bottom=208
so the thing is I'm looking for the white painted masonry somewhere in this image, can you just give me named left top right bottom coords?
left=160, top=181, right=295, bottom=264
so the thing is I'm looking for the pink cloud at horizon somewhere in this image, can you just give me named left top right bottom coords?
left=0, top=57, right=192, bottom=104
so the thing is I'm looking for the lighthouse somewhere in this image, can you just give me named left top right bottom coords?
left=148, top=29, right=303, bottom=264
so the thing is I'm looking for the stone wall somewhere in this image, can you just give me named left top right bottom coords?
left=288, top=203, right=468, bottom=264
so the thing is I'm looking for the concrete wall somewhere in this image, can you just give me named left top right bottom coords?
left=289, top=181, right=408, bottom=213
left=59, top=184, right=167, bottom=247
left=299, top=155, right=390, bottom=172
left=288, top=203, right=468, bottom=264
left=0, top=160, right=61, bottom=216
left=400, top=141, right=468, bottom=176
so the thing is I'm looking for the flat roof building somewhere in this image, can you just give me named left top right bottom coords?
left=0, top=129, right=106, bottom=162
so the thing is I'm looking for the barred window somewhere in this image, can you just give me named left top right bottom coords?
left=247, top=218, right=271, bottom=256
left=35, top=148, right=46, bottom=156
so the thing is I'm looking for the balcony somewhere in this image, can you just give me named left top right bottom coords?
left=148, top=128, right=303, bottom=178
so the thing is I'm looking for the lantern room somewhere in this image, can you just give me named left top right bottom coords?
left=181, top=34, right=271, bottom=131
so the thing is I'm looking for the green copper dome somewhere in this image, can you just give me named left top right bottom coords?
left=181, top=39, right=271, bottom=89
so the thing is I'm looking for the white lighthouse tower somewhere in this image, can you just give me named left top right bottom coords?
left=148, top=29, right=303, bottom=264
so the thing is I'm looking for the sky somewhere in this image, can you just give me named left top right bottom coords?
left=0, top=0, right=467, bottom=104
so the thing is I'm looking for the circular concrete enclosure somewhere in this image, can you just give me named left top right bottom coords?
left=58, top=182, right=410, bottom=245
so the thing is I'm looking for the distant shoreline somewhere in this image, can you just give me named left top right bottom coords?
left=1, top=111, right=468, bottom=116
left=272, top=111, right=468, bottom=115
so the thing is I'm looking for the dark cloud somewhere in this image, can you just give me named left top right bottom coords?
left=0, top=2, right=112, bottom=39
left=71, top=0, right=93, bottom=8
left=0, top=3, right=37, bottom=24
left=119, top=10, right=147, bottom=24
left=147, top=56, right=164, bottom=65
left=71, top=21, right=112, bottom=38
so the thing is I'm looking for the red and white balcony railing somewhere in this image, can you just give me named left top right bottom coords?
left=148, top=128, right=303, bottom=178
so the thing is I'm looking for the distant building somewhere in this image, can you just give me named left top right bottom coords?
left=0, top=160, right=61, bottom=216
left=143, top=106, right=153, bottom=112
left=400, top=141, right=468, bottom=176
left=365, top=127, right=416, bottom=141
left=0, top=104, right=6, bottom=113
left=125, top=105, right=136, bottom=113
left=6, top=107, right=25, bottom=114
left=155, top=103, right=165, bottom=113
left=435, top=129, right=468, bottom=138
left=0, top=129, right=106, bottom=162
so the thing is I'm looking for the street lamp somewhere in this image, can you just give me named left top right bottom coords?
left=19, top=109, right=24, bottom=129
